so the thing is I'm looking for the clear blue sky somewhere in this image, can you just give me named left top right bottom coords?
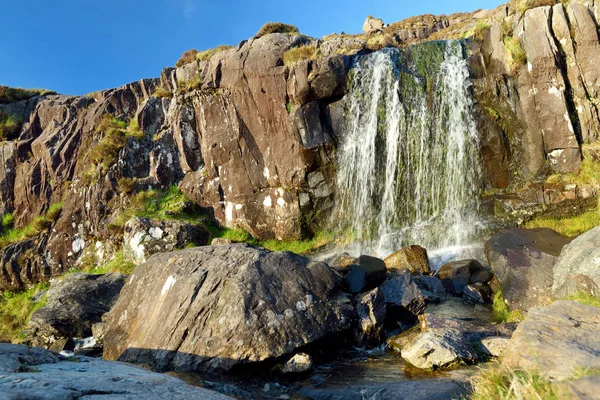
left=0, top=0, right=503, bottom=95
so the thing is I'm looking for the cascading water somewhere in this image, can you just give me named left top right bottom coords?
left=334, top=40, right=483, bottom=257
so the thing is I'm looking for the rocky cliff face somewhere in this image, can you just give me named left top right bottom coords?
left=1, top=0, right=599, bottom=290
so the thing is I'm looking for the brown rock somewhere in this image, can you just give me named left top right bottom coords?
left=384, top=245, right=430, bottom=274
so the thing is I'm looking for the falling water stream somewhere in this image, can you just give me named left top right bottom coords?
left=334, top=40, right=483, bottom=259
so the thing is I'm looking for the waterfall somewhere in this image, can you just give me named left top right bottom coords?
left=334, top=40, right=482, bottom=257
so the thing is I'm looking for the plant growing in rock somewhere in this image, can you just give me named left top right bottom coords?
left=153, top=86, right=173, bottom=99
left=196, top=45, right=234, bottom=62
left=282, top=45, right=319, bottom=66
left=177, top=72, right=203, bottom=95
left=0, top=282, right=49, bottom=343
left=255, top=22, right=299, bottom=38
left=0, top=86, right=56, bottom=104
left=175, top=49, right=199, bottom=67
left=504, top=36, right=527, bottom=74
left=0, top=112, right=22, bottom=141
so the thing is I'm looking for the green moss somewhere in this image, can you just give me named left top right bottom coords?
left=525, top=202, right=600, bottom=237
left=0, top=282, right=49, bottom=343
left=492, top=291, right=526, bottom=323
left=260, top=231, right=335, bottom=254
left=564, top=291, right=600, bottom=308
left=2, top=213, right=14, bottom=230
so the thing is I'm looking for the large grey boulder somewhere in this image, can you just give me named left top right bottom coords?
left=29, top=272, right=126, bottom=343
left=103, top=244, right=355, bottom=372
left=503, top=301, right=600, bottom=381
left=363, top=16, right=385, bottom=34
left=485, top=228, right=572, bottom=310
left=552, top=226, right=600, bottom=298
left=123, top=217, right=209, bottom=265
left=0, top=343, right=231, bottom=399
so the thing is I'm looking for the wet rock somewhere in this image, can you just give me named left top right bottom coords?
left=384, top=245, right=431, bottom=274
left=103, top=244, right=355, bottom=372
left=552, top=226, right=600, bottom=298
left=480, top=336, right=509, bottom=358
left=503, top=301, right=600, bottom=381
left=463, top=283, right=491, bottom=304
left=355, top=288, right=386, bottom=347
left=29, top=272, right=126, bottom=344
left=0, top=343, right=231, bottom=399
left=437, top=259, right=491, bottom=296
left=123, top=217, right=209, bottom=265
left=281, top=353, right=313, bottom=374
left=380, top=270, right=427, bottom=322
left=329, top=253, right=358, bottom=272
left=485, top=228, right=572, bottom=310
left=344, top=255, right=387, bottom=294
left=397, top=314, right=515, bottom=369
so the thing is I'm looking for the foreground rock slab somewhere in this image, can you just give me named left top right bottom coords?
left=503, top=301, right=600, bottom=381
left=29, top=272, right=126, bottom=343
left=104, top=244, right=354, bottom=372
left=485, top=228, right=571, bottom=310
left=0, top=343, right=231, bottom=399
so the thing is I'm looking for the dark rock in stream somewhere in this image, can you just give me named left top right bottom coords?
left=344, top=255, right=387, bottom=293
left=355, top=288, right=387, bottom=347
left=380, top=270, right=427, bottom=323
left=436, top=259, right=492, bottom=296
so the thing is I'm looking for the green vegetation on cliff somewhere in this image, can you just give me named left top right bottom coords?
left=525, top=202, right=600, bottom=237
left=0, top=112, right=21, bottom=141
left=255, top=22, right=299, bottom=38
left=0, top=203, right=63, bottom=249
left=283, top=45, right=319, bottom=66
left=0, top=282, right=49, bottom=343
left=492, top=291, right=526, bottom=323
left=0, top=86, right=56, bottom=104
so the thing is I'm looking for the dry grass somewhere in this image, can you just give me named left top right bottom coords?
left=176, top=49, right=199, bottom=67
left=153, top=86, right=173, bottom=99
left=0, top=86, right=56, bottom=104
left=504, top=36, right=527, bottom=74
left=467, top=363, right=560, bottom=400
left=196, top=45, right=234, bottom=62
left=365, top=33, right=397, bottom=51
left=509, top=0, right=566, bottom=15
left=255, top=22, right=299, bottom=38
left=464, top=20, right=491, bottom=41
left=282, top=45, right=319, bottom=66
left=177, top=73, right=203, bottom=95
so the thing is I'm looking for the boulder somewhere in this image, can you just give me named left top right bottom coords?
left=363, top=16, right=385, bottom=34
left=211, top=238, right=232, bottom=246
left=396, top=314, right=516, bottom=370
left=354, top=288, right=386, bottom=347
left=485, top=228, right=572, bottom=310
left=414, top=275, right=448, bottom=301
left=0, top=343, right=231, bottom=399
left=379, top=270, right=427, bottom=322
left=344, top=255, right=387, bottom=294
left=29, top=272, right=126, bottom=343
left=384, top=245, right=431, bottom=274
left=123, top=217, right=209, bottom=265
left=103, top=244, right=355, bottom=372
left=436, top=259, right=491, bottom=295
left=552, top=226, right=600, bottom=298
left=463, top=283, right=491, bottom=304
left=281, top=353, right=313, bottom=374
left=480, top=336, right=510, bottom=358
left=503, top=301, right=600, bottom=381
left=329, top=252, right=358, bottom=271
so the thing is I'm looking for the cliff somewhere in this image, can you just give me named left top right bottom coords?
left=0, top=0, right=599, bottom=290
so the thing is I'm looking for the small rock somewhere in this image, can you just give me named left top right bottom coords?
left=480, top=336, right=509, bottom=358
left=463, top=283, right=491, bottom=304
left=211, top=238, right=233, bottom=246
left=355, top=288, right=386, bottom=347
left=330, top=253, right=358, bottom=272
left=414, top=275, right=447, bottom=297
left=401, top=329, right=479, bottom=370
left=363, top=16, right=385, bottom=35
left=384, top=245, right=431, bottom=274
left=281, top=353, right=313, bottom=374
left=344, top=255, right=387, bottom=294
left=437, top=260, right=491, bottom=296
left=92, top=322, right=105, bottom=340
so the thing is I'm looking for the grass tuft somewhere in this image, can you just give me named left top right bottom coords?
left=504, top=36, right=527, bottom=74
left=0, top=112, right=22, bottom=141
left=283, top=45, right=319, bottom=66
left=153, top=86, right=173, bottom=99
left=0, top=282, right=49, bottom=343
left=492, top=291, right=526, bottom=323
left=525, top=202, right=600, bottom=237
left=176, top=49, right=199, bottom=67
left=564, top=291, right=600, bottom=307
left=255, top=22, right=299, bottom=38
left=0, top=86, right=56, bottom=104
left=0, top=203, right=63, bottom=249
left=196, top=45, right=234, bottom=62
left=464, top=20, right=491, bottom=41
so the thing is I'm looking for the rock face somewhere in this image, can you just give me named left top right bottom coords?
left=437, top=260, right=492, bottom=296
left=485, top=228, right=572, bottom=310
left=103, top=244, right=355, bottom=372
left=552, top=226, right=600, bottom=298
left=0, top=343, right=231, bottom=399
left=123, top=217, right=209, bottom=265
left=384, top=245, right=430, bottom=274
left=29, top=272, right=126, bottom=342
left=503, top=301, right=600, bottom=381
